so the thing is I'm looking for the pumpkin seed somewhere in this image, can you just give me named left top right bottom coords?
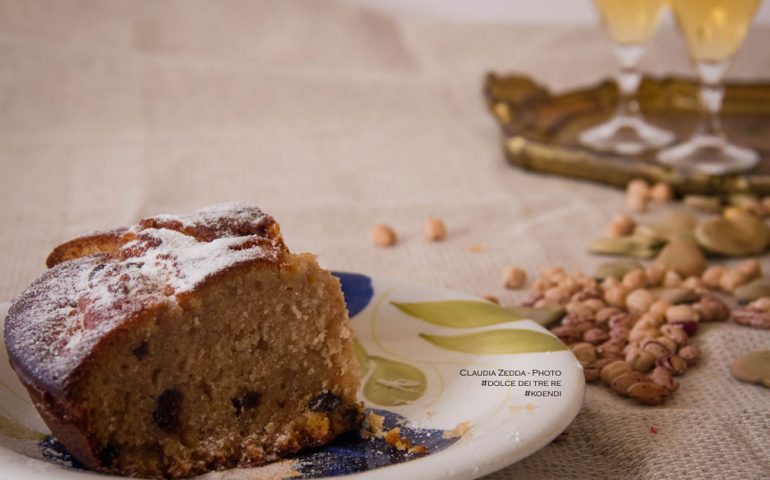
left=695, top=209, right=770, bottom=256
left=683, top=195, right=722, bottom=213
left=734, top=278, right=770, bottom=303
left=730, top=350, right=770, bottom=388
left=588, top=233, right=664, bottom=259
left=594, top=260, right=643, bottom=280
left=654, top=238, right=707, bottom=278
left=650, top=211, right=698, bottom=241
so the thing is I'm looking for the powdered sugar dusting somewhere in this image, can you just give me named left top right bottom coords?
left=5, top=203, right=285, bottom=393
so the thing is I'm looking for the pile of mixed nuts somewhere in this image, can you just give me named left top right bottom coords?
left=509, top=178, right=770, bottom=405
left=519, top=262, right=753, bottom=405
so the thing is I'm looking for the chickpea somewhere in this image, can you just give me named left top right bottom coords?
left=701, top=265, right=726, bottom=289
left=625, top=289, right=654, bottom=313
left=736, top=259, right=762, bottom=280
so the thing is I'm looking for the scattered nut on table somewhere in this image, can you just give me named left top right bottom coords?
left=372, top=224, right=397, bottom=247
left=607, top=214, right=636, bottom=237
left=649, top=182, right=673, bottom=202
left=730, top=350, right=770, bottom=388
left=502, top=267, right=528, bottom=290
left=483, top=294, right=500, bottom=305
left=424, top=217, right=447, bottom=242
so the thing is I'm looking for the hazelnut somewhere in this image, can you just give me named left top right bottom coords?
left=532, top=278, right=550, bottom=294
left=649, top=299, right=672, bottom=318
left=626, top=178, right=650, bottom=198
left=424, top=217, right=447, bottom=241
left=540, top=266, right=567, bottom=281
left=625, top=289, right=654, bottom=313
left=372, top=224, right=397, bottom=247
left=503, top=267, right=528, bottom=290
left=604, top=285, right=629, bottom=309
left=543, top=286, right=569, bottom=304
left=719, top=270, right=749, bottom=293
left=736, top=259, right=762, bottom=280
left=650, top=182, right=673, bottom=202
left=682, top=276, right=705, bottom=290
left=665, top=305, right=699, bottom=324
left=645, top=264, right=667, bottom=287
left=701, top=265, right=726, bottom=289
left=607, top=214, right=636, bottom=237
left=622, top=269, right=647, bottom=290
left=638, top=312, right=664, bottom=328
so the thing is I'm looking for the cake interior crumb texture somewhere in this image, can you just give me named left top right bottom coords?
left=4, top=203, right=362, bottom=478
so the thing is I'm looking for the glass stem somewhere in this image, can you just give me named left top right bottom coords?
left=697, top=81, right=725, bottom=138
left=612, top=44, right=645, bottom=119
left=695, top=61, right=729, bottom=139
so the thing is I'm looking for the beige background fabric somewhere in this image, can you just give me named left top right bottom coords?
left=0, top=1, right=768, bottom=478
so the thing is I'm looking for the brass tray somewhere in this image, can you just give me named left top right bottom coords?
left=484, top=73, right=770, bottom=195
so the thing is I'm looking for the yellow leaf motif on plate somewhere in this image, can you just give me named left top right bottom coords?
left=392, top=301, right=525, bottom=328
left=354, top=339, right=426, bottom=407
left=420, top=329, right=567, bottom=355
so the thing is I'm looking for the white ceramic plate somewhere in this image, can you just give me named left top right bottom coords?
left=0, top=273, right=584, bottom=479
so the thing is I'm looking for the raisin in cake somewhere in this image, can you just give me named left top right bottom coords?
left=4, top=203, right=362, bottom=478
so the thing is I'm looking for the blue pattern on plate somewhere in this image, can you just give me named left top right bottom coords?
left=38, top=409, right=459, bottom=477
left=332, top=272, right=374, bottom=318
left=292, top=409, right=458, bottom=477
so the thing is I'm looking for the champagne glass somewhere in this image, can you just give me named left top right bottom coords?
left=658, top=0, right=762, bottom=174
left=580, top=0, right=674, bottom=155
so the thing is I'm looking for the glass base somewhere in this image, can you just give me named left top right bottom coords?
left=656, top=134, right=759, bottom=175
left=579, top=115, right=675, bottom=155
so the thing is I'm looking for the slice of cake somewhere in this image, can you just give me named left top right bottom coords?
left=5, top=203, right=362, bottom=478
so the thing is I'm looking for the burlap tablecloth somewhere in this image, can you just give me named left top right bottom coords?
left=0, top=1, right=768, bottom=478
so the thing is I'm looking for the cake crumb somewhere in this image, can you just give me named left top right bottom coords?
left=467, top=244, right=485, bottom=253
left=442, top=421, right=471, bottom=439
left=362, top=411, right=385, bottom=439
left=383, top=427, right=428, bottom=455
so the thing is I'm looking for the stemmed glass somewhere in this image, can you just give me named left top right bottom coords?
left=580, top=0, right=674, bottom=155
left=657, top=0, right=763, bottom=174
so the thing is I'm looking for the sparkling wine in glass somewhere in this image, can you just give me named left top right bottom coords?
left=580, top=0, right=674, bottom=155
left=658, top=0, right=762, bottom=174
